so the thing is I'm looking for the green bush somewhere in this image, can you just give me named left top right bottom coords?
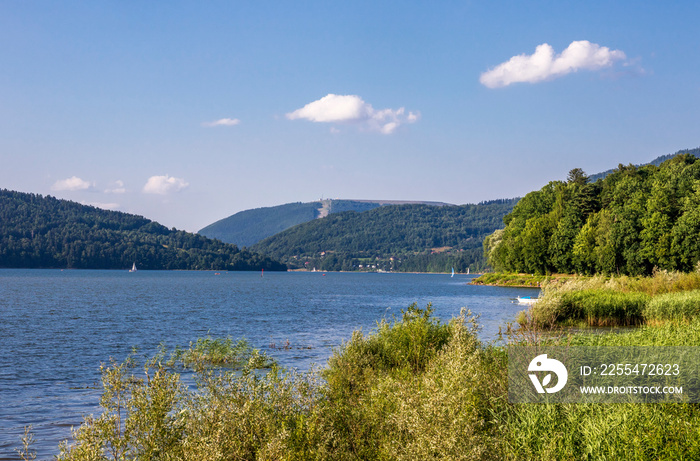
left=171, top=336, right=275, bottom=369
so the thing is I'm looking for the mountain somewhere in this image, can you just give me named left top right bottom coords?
left=0, top=189, right=286, bottom=271
left=250, top=199, right=518, bottom=273
left=588, top=147, right=700, bottom=183
left=198, top=199, right=453, bottom=247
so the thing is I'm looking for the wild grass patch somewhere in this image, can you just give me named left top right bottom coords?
left=643, top=289, right=700, bottom=322
left=521, top=271, right=700, bottom=328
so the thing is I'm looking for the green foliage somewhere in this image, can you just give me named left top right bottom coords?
left=644, top=290, right=700, bottom=322
left=253, top=199, right=519, bottom=273
left=172, top=336, right=276, bottom=369
left=52, top=307, right=700, bottom=460
left=487, top=151, right=700, bottom=275
left=471, top=272, right=568, bottom=287
left=502, top=401, right=700, bottom=460
left=319, top=306, right=505, bottom=460
left=556, top=290, right=649, bottom=326
left=520, top=271, right=700, bottom=327
left=0, top=189, right=286, bottom=271
left=324, top=303, right=451, bottom=382
left=58, top=353, right=185, bottom=460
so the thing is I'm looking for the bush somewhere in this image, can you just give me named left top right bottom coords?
left=171, top=336, right=275, bottom=369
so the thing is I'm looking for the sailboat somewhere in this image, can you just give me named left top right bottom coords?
left=451, top=267, right=455, bottom=278
left=129, top=262, right=137, bottom=272
left=467, top=267, right=470, bottom=275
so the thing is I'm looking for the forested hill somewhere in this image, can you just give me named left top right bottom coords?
left=0, top=189, right=286, bottom=271
left=199, top=200, right=379, bottom=247
left=484, top=153, right=700, bottom=276
left=251, top=199, right=518, bottom=272
left=198, top=199, right=453, bottom=247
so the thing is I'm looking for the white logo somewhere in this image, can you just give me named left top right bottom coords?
left=528, top=354, right=568, bottom=394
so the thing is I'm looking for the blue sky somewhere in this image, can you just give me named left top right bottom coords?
left=1, top=1, right=698, bottom=231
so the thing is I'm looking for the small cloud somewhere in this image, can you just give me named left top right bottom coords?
left=143, top=175, right=189, bottom=195
left=105, top=180, right=126, bottom=194
left=330, top=127, right=341, bottom=134
left=286, top=94, right=419, bottom=134
left=480, top=40, right=628, bottom=88
left=52, top=176, right=94, bottom=191
left=202, top=118, right=241, bottom=127
left=81, top=201, right=120, bottom=211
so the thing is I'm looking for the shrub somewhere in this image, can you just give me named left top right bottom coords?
left=171, top=336, right=275, bottom=369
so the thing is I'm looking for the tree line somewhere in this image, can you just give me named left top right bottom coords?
left=485, top=153, right=700, bottom=275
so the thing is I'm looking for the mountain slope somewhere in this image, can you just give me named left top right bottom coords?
left=0, top=189, right=286, bottom=271
left=198, top=199, right=452, bottom=247
left=199, top=202, right=324, bottom=247
left=251, top=199, right=518, bottom=272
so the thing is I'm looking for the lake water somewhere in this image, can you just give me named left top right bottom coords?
left=0, top=269, right=538, bottom=459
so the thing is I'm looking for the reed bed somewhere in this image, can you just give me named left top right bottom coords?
left=643, top=289, right=700, bottom=322
left=521, top=270, right=700, bottom=328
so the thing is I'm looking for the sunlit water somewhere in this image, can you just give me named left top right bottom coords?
left=0, top=269, right=538, bottom=459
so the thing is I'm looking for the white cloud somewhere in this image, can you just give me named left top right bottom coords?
left=286, top=94, right=419, bottom=134
left=105, top=180, right=126, bottom=194
left=480, top=40, right=627, bottom=88
left=142, top=175, right=189, bottom=195
left=52, top=176, right=94, bottom=191
left=202, top=118, right=241, bottom=127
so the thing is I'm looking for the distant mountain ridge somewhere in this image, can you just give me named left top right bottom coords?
left=0, top=189, right=286, bottom=271
left=588, top=147, right=700, bottom=183
left=250, top=199, right=519, bottom=273
left=199, top=199, right=453, bottom=247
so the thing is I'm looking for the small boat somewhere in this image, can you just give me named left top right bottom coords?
left=451, top=267, right=455, bottom=278
left=129, top=262, right=137, bottom=272
left=517, top=296, right=537, bottom=305
left=466, top=267, right=470, bottom=275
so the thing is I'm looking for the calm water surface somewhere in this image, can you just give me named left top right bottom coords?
left=0, top=269, right=538, bottom=459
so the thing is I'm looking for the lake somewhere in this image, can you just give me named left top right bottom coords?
left=0, top=269, right=538, bottom=459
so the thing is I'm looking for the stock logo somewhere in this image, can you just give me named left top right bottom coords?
left=528, top=354, right=568, bottom=394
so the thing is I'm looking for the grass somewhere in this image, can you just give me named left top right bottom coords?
left=556, top=289, right=649, bottom=326
left=471, top=272, right=579, bottom=287
left=643, top=289, right=700, bottom=323
left=519, top=270, right=700, bottom=328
